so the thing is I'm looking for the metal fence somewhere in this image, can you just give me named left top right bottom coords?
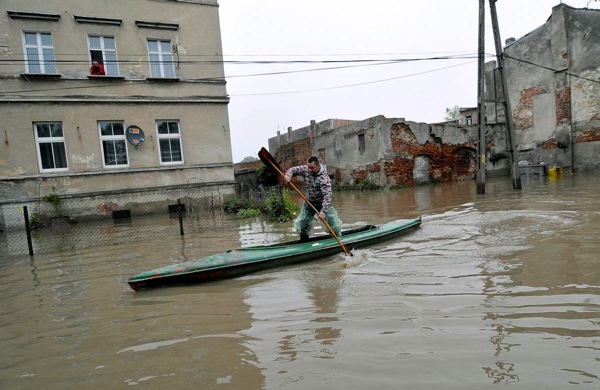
left=0, top=184, right=269, bottom=258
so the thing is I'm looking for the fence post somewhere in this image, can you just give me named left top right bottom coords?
left=177, top=199, right=184, bottom=236
left=23, top=206, right=34, bottom=256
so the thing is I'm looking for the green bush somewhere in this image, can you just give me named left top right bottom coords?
left=357, top=179, right=380, bottom=191
left=43, top=193, right=62, bottom=206
left=333, top=179, right=381, bottom=191
left=265, top=188, right=298, bottom=222
left=224, top=190, right=298, bottom=222
left=237, top=208, right=261, bottom=218
left=223, top=197, right=257, bottom=214
left=29, top=212, right=50, bottom=230
left=42, top=191, right=65, bottom=217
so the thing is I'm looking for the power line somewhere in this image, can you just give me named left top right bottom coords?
left=1, top=53, right=597, bottom=97
left=503, top=54, right=600, bottom=84
left=0, top=53, right=479, bottom=66
left=230, top=61, right=477, bottom=96
left=0, top=55, right=482, bottom=95
left=225, top=56, right=480, bottom=79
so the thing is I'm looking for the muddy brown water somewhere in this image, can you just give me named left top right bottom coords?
left=1, top=175, right=599, bottom=389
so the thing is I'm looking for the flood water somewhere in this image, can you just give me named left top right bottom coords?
left=1, top=174, right=599, bottom=389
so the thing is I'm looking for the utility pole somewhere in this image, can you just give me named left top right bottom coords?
left=476, top=0, right=486, bottom=194
left=489, top=0, right=522, bottom=189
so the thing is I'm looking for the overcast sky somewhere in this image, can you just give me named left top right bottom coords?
left=218, top=0, right=600, bottom=162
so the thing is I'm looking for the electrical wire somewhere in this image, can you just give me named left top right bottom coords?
left=1, top=52, right=597, bottom=97
left=230, top=60, right=477, bottom=96
left=503, top=54, right=600, bottom=84
left=0, top=54, right=482, bottom=95
left=0, top=53, right=478, bottom=66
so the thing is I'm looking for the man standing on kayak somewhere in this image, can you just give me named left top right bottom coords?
left=284, top=157, right=343, bottom=242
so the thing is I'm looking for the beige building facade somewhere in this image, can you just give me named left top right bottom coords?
left=0, top=0, right=234, bottom=221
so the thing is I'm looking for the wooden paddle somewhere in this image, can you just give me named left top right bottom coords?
left=258, top=147, right=352, bottom=257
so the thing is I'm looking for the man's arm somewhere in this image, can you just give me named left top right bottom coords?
left=284, top=165, right=306, bottom=182
left=319, top=176, right=333, bottom=216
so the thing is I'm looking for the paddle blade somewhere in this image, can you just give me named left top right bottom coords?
left=258, top=147, right=283, bottom=172
left=258, top=147, right=286, bottom=187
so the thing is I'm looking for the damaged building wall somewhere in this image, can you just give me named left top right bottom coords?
left=268, top=119, right=357, bottom=153
left=270, top=116, right=507, bottom=188
left=486, top=4, right=600, bottom=172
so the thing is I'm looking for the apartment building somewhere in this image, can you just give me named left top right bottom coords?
left=0, top=0, right=234, bottom=219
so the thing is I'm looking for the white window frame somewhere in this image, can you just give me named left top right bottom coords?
left=156, top=120, right=184, bottom=165
left=147, top=39, right=175, bottom=78
left=23, top=31, right=56, bottom=74
left=98, top=121, right=129, bottom=168
left=34, top=122, right=68, bottom=172
left=88, top=35, right=119, bottom=76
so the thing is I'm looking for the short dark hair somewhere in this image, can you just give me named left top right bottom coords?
left=308, top=156, right=319, bottom=165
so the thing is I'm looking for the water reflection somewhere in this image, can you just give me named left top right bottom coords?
left=483, top=359, right=520, bottom=384
left=241, top=260, right=344, bottom=386
left=477, top=179, right=600, bottom=386
left=238, top=218, right=295, bottom=247
left=413, top=185, right=432, bottom=211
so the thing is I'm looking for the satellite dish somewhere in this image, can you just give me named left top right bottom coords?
left=126, top=125, right=145, bottom=146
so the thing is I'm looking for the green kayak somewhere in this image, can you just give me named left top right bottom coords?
left=127, top=217, right=421, bottom=291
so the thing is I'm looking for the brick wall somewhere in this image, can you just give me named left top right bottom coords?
left=555, top=87, right=572, bottom=125
left=513, top=85, right=546, bottom=129
left=274, top=120, right=479, bottom=187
